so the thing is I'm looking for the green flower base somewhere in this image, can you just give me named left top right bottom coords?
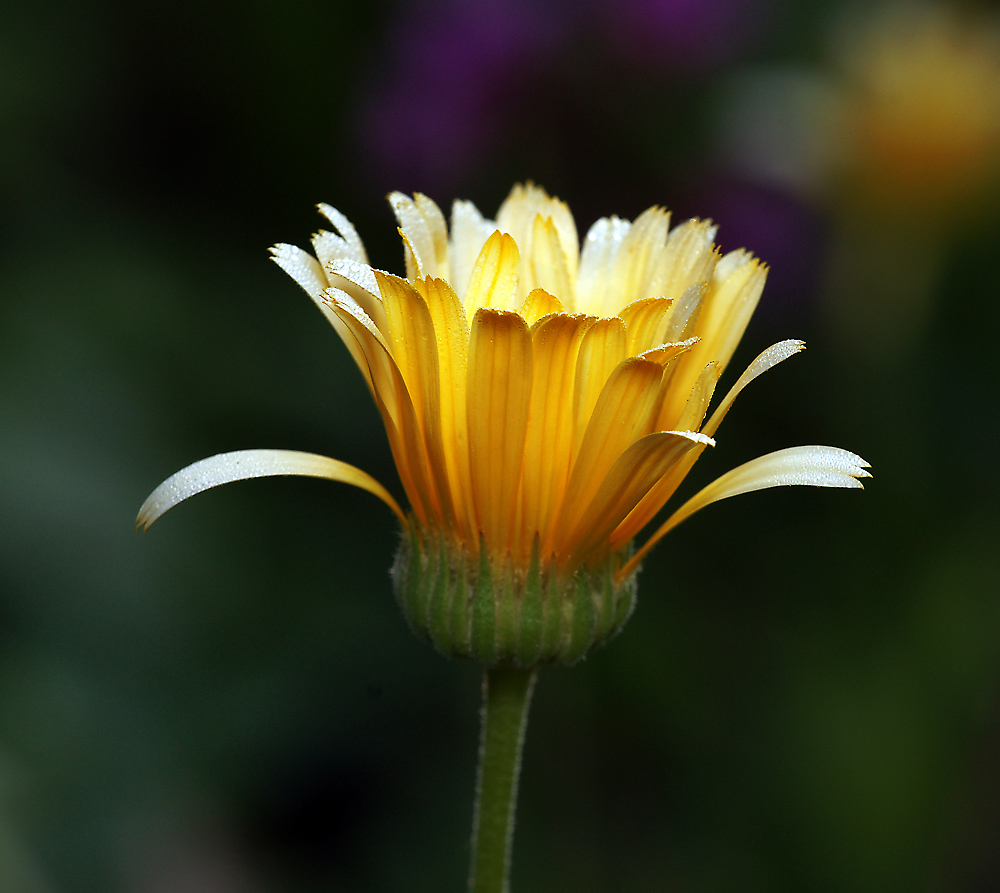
left=391, top=522, right=638, bottom=667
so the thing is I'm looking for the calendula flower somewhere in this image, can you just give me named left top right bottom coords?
left=138, top=184, right=869, bottom=666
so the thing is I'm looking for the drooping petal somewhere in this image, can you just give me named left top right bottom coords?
left=270, top=244, right=373, bottom=391
left=326, top=292, right=438, bottom=525
left=702, top=339, right=805, bottom=437
left=376, top=271, right=456, bottom=528
left=136, top=449, right=405, bottom=531
left=564, top=430, right=714, bottom=566
left=555, top=357, right=665, bottom=549
left=620, top=446, right=871, bottom=579
left=619, top=339, right=808, bottom=544
left=467, top=309, right=532, bottom=553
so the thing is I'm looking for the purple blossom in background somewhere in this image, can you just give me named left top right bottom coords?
left=359, top=0, right=570, bottom=191
left=598, top=0, right=768, bottom=69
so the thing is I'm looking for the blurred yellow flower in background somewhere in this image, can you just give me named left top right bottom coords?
left=832, top=2, right=1000, bottom=218
left=139, top=184, right=868, bottom=665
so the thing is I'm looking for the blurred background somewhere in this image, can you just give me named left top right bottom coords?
left=3, top=0, right=1000, bottom=890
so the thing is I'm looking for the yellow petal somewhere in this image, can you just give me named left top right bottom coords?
left=555, top=357, right=665, bottom=550
left=520, top=287, right=565, bottom=327
left=577, top=215, right=631, bottom=316
left=326, top=293, right=437, bottom=526
left=389, top=191, right=450, bottom=280
left=620, top=296, right=675, bottom=356
left=449, top=199, right=496, bottom=301
left=324, top=258, right=388, bottom=334
left=270, top=246, right=373, bottom=391
left=495, top=183, right=579, bottom=282
left=413, top=275, right=477, bottom=543
left=649, top=218, right=719, bottom=302
left=464, top=231, right=521, bottom=315
left=565, top=431, right=713, bottom=568
left=467, top=309, right=532, bottom=553
left=662, top=252, right=768, bottom=424
left=519, top=313, right=596, bottom=560
left=136, top=449, right=405, bottom=531
left=572, top=317, right=627, bottom=457
left=611, top=205, right=672, bottom=307
left=619, top=446, right=871, bottom=580
left=524, top=214, right=576, bottom=308
left=375, top=271, right=456, bottom=528
left=415, top=193, right=451, bottom=276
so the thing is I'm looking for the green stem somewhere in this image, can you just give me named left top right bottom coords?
left=469, top=666, right=537, bottom=893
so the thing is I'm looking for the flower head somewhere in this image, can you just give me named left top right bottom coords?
left=138, top=184, right=869, bottom=665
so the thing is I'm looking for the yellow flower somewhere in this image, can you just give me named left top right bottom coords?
left=832, top=2, right=1000, bottom=216
left=138, top=184, right=868, bottom=665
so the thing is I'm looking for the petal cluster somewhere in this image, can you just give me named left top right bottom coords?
left=255, top=183, right=867, bottom=578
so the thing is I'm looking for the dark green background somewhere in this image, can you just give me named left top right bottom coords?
left=3, top=1, right=999, bottom=890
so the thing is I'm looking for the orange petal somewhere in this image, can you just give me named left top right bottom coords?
left=555, top=357, right=664, bottom=553
left=565, top=431, right=712, bottom=568
left=571, top=317, right=627, bottom=457
left=467, top=309, right=532, bottom=553
left=375, top=271, right=456, bottom=528
left=414, top=276, right=477, bottom=542
left=520, top=313, right=596, bottom=560
left=327, top=294, right=437, bottom=526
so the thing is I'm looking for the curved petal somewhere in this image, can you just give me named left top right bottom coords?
left=270, top=245, right=373, bottom=392
left=317, top=203, right=368, bottom=264
left=555, top=357, right=665, bottom=545
left=617, top=340, right=808, bottom=545
left=619, top=446, right=871, bottom=579
left=702, top=339, right=805, bottom=437
left=563, top=430, right=713, bottom=568
left=136, top=449, right=406, bottom=531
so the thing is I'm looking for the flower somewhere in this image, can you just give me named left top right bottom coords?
left=831, top=1, right=1000, bottom=218
left=138, top=184, right=869, bottom=665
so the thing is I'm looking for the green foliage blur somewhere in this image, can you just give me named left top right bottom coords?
left=2, top=0, right=999, bottom=890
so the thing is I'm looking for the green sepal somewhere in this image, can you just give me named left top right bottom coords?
left=392, top=520, right=640, bottom=667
